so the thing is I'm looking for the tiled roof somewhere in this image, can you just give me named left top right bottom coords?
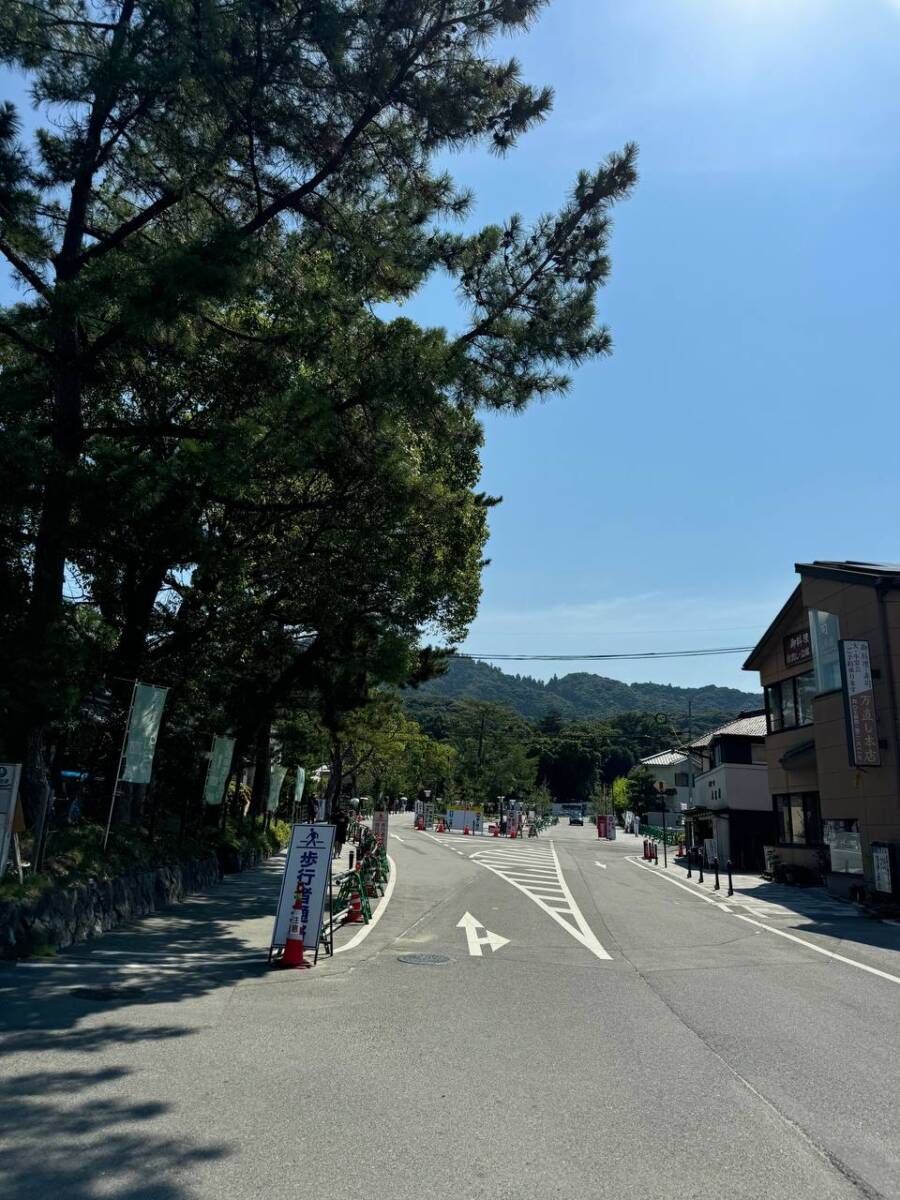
left=690, top=711, right=767, bottom=748
left=640, top=750, right=689, bottom=768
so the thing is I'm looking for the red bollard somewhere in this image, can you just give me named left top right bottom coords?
left=643, top=838, right=649, bottom=860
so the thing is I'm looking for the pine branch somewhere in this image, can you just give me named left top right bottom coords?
left=0, top=238, right=51, bottom=299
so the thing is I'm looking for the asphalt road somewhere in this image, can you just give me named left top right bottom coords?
left=2, top=818, right=900, bottom=1200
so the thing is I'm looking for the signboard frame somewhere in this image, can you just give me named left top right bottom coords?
left=783, top=629, right=812, bottom=668
left=372, top=810, right=388, bottom=848
left=270, top=822, right=337, bottom=963
left=872, top=843, right=893, bottom=895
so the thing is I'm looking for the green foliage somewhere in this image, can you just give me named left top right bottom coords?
left=408, top=658, right=761, bottom=723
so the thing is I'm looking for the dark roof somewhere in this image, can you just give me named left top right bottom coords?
left=796, top=560, right=900, bottom=588
left=743, top=585, right=803, bottom=672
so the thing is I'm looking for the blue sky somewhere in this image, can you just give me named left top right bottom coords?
left=405, top=0, right=900, bottom=689
left=3, top=1, right=899, bottom=692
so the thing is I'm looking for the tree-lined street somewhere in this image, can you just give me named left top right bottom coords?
left=3, top=820, right=900, bottom=1200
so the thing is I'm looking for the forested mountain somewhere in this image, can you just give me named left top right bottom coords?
left=404, top=657, right=761, bottom=723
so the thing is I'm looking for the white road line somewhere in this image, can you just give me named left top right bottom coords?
left=625, top=856, right=900, bottom=988
left=473, top=842, right=611, bottom=962
left=595, top=862, right=608, bottom=869
left=333, top=855, right=398, bottom=955
left=390, top=834, right=406, bottom=844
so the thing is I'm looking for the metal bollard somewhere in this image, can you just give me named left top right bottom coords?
left=698, top=854, right=704, bottom=884
left=348, top=849, right=354, bottom=871
left=713, top=858, right=720, bottom=891
left=726, top=860, right=733, bottom=897
left=686, top=848, right=692, bottom=879
left=653, top=842, right=659, bottom=865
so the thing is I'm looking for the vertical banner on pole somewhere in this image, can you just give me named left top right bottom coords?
left=292, top=767, right=306, bottom=823
left=267, top=764, right=288, bottom=814
left=105, top=682, right=168, bottom=847
left=0, top=763, right=22, bottom=882
left=120, top=683, right=168, bottom=783
left=202, top=735, right=236, bottom=806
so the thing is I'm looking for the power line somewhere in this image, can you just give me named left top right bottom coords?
left=451, top=646, right=753, bottom=662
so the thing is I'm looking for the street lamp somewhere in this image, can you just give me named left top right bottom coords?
left=655, top=779, right=668, bottom=868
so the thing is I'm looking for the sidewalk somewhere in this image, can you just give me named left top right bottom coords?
left=662, top=854, right=865, bottom=924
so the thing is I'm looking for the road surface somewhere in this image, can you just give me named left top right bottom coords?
left=2, top=818, right=900, bottom=1200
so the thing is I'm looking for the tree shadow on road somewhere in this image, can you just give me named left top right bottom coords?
left=0, top=1064, right=230, bottom=1200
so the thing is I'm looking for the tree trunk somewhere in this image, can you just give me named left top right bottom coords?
left=250, top=722, right=271, bottom=819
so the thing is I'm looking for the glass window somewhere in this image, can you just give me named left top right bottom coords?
left=823, top=819, right=863, bottom=874
left=774, top=795, right=791, bottom=843
left=789, top=794, right=806, bottom=844
left=809, top=610, right=842, bottom=693
left=773, top=792, right=821, bottom=845
left=781, top=680, right=797, bottom=729
left=765, top=683, right=783, bottom=733
left=795, top=671, right=815, bottom=726
left=674, top=772, right=689, bottom=788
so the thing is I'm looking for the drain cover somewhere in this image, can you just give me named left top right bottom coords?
left=70, top=985, right=145, bottom=1001
left=397, top=953, right=451, bottom=966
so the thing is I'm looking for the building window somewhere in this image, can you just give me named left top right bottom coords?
left=809, top=609, right=842, bottom=693
left=674, top=772, right=689, bottom=788
left=773, top=792, right=821, bottom=846
left=765, top=672, right=815, bottom=734
left=822, top=819, right=863, bottom=874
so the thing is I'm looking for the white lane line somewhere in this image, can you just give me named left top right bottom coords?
left=625, top=856, right=900, bottom=988
left=334, top=855, right=398, bottom=955
left=595, top=862, right=607, bottom=869
left=474, top=843, right=611, bottom=962
left=390, top=834, right=406, bottom=844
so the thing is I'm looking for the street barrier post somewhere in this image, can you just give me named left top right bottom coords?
left=726, top=860, right=734, bottom=897
left=713, top=858, right=720, bottom=891
left=687, top=848, right=692, bottom=879
left=698, top=854, right=704, bottom=884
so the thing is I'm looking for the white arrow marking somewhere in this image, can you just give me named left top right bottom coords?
left=457, top=912, right=510, bottom=958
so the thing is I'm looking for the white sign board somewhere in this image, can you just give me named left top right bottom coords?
left=423, top=802, right=434, bottom=829
left=0, top=763, right=22, bottom=882
left=272, top=823, right=337, bottom=952
left=872, top=843, right=893, bottom=894
left=372, top=810, right=388, bottom=847
left=446, top=807, right=483, bottom=832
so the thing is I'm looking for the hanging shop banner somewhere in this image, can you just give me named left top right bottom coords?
left=372, top=810, right=388, bottom=847
left=120, top=683, right=168, bottom=783
left=271, top=823, right=337, bottom=952
left=839, top=640, right=881, bottom=767
left=872, top=843, right=893, bottom=895
left=294, top=767, right=306, bottom=807
left=202, top=735, right=235, bottom=806
left=0, top=763, right=22, bottom=882
left=267, top=764, right=288, bottom=813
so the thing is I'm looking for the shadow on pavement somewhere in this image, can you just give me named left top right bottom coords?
left=0, top=1063, right=230, bottom=1200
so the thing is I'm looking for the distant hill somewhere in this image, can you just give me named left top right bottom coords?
left=403, top=657, right=761, bottom=723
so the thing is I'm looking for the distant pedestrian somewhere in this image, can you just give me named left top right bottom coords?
left=334, top=808, right=349, bottom=859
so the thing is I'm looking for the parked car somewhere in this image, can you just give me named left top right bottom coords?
left=568, top=813, right=584, bottom=826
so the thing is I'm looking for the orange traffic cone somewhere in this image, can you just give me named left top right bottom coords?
left=463, top=825, right=470, bottom=836
left=492, top=826, right=499, bottom=838
left=436, top=819, right=445, bottom=833
left=346, top=885, right=364, bottom=923
left=509, top=827, right=517, bottom=839
left=281, top=890, right=311, bottom=969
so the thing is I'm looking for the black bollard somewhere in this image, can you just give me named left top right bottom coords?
left=653, top=841, right=659, bottom=865
left=687, top=848, right=692, bottom=879
left=726, top=860, right=733, bottom=897
left=348, top=849, right=355, bottom=871
left=698, top=853, right=704, bottom=884
left=713, top=857, right=720, bottom=891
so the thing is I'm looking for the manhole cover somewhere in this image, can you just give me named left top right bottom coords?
left=70, top=985, right=145, bottom=1001
left=397, top=953, right=451, bottom=966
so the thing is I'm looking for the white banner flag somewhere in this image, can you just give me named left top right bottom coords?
left=203, top=735, right=235, bottom=806
left=120, top=683, right=168, bottom=784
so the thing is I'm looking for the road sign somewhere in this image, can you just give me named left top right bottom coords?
left=271, top=823, right=336, bottom=959
left=373, top=810, right=388, bottom=847
left=457, top=912, right=509, bottom=957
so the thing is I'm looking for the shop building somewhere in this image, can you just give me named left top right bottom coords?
left=744, top=561, right=900, bottom=899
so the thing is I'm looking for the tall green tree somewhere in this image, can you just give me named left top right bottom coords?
left=0, top=0, right=636, bottom=813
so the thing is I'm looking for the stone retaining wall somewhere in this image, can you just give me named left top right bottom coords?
left=0, top=846, right=275, bottom=959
